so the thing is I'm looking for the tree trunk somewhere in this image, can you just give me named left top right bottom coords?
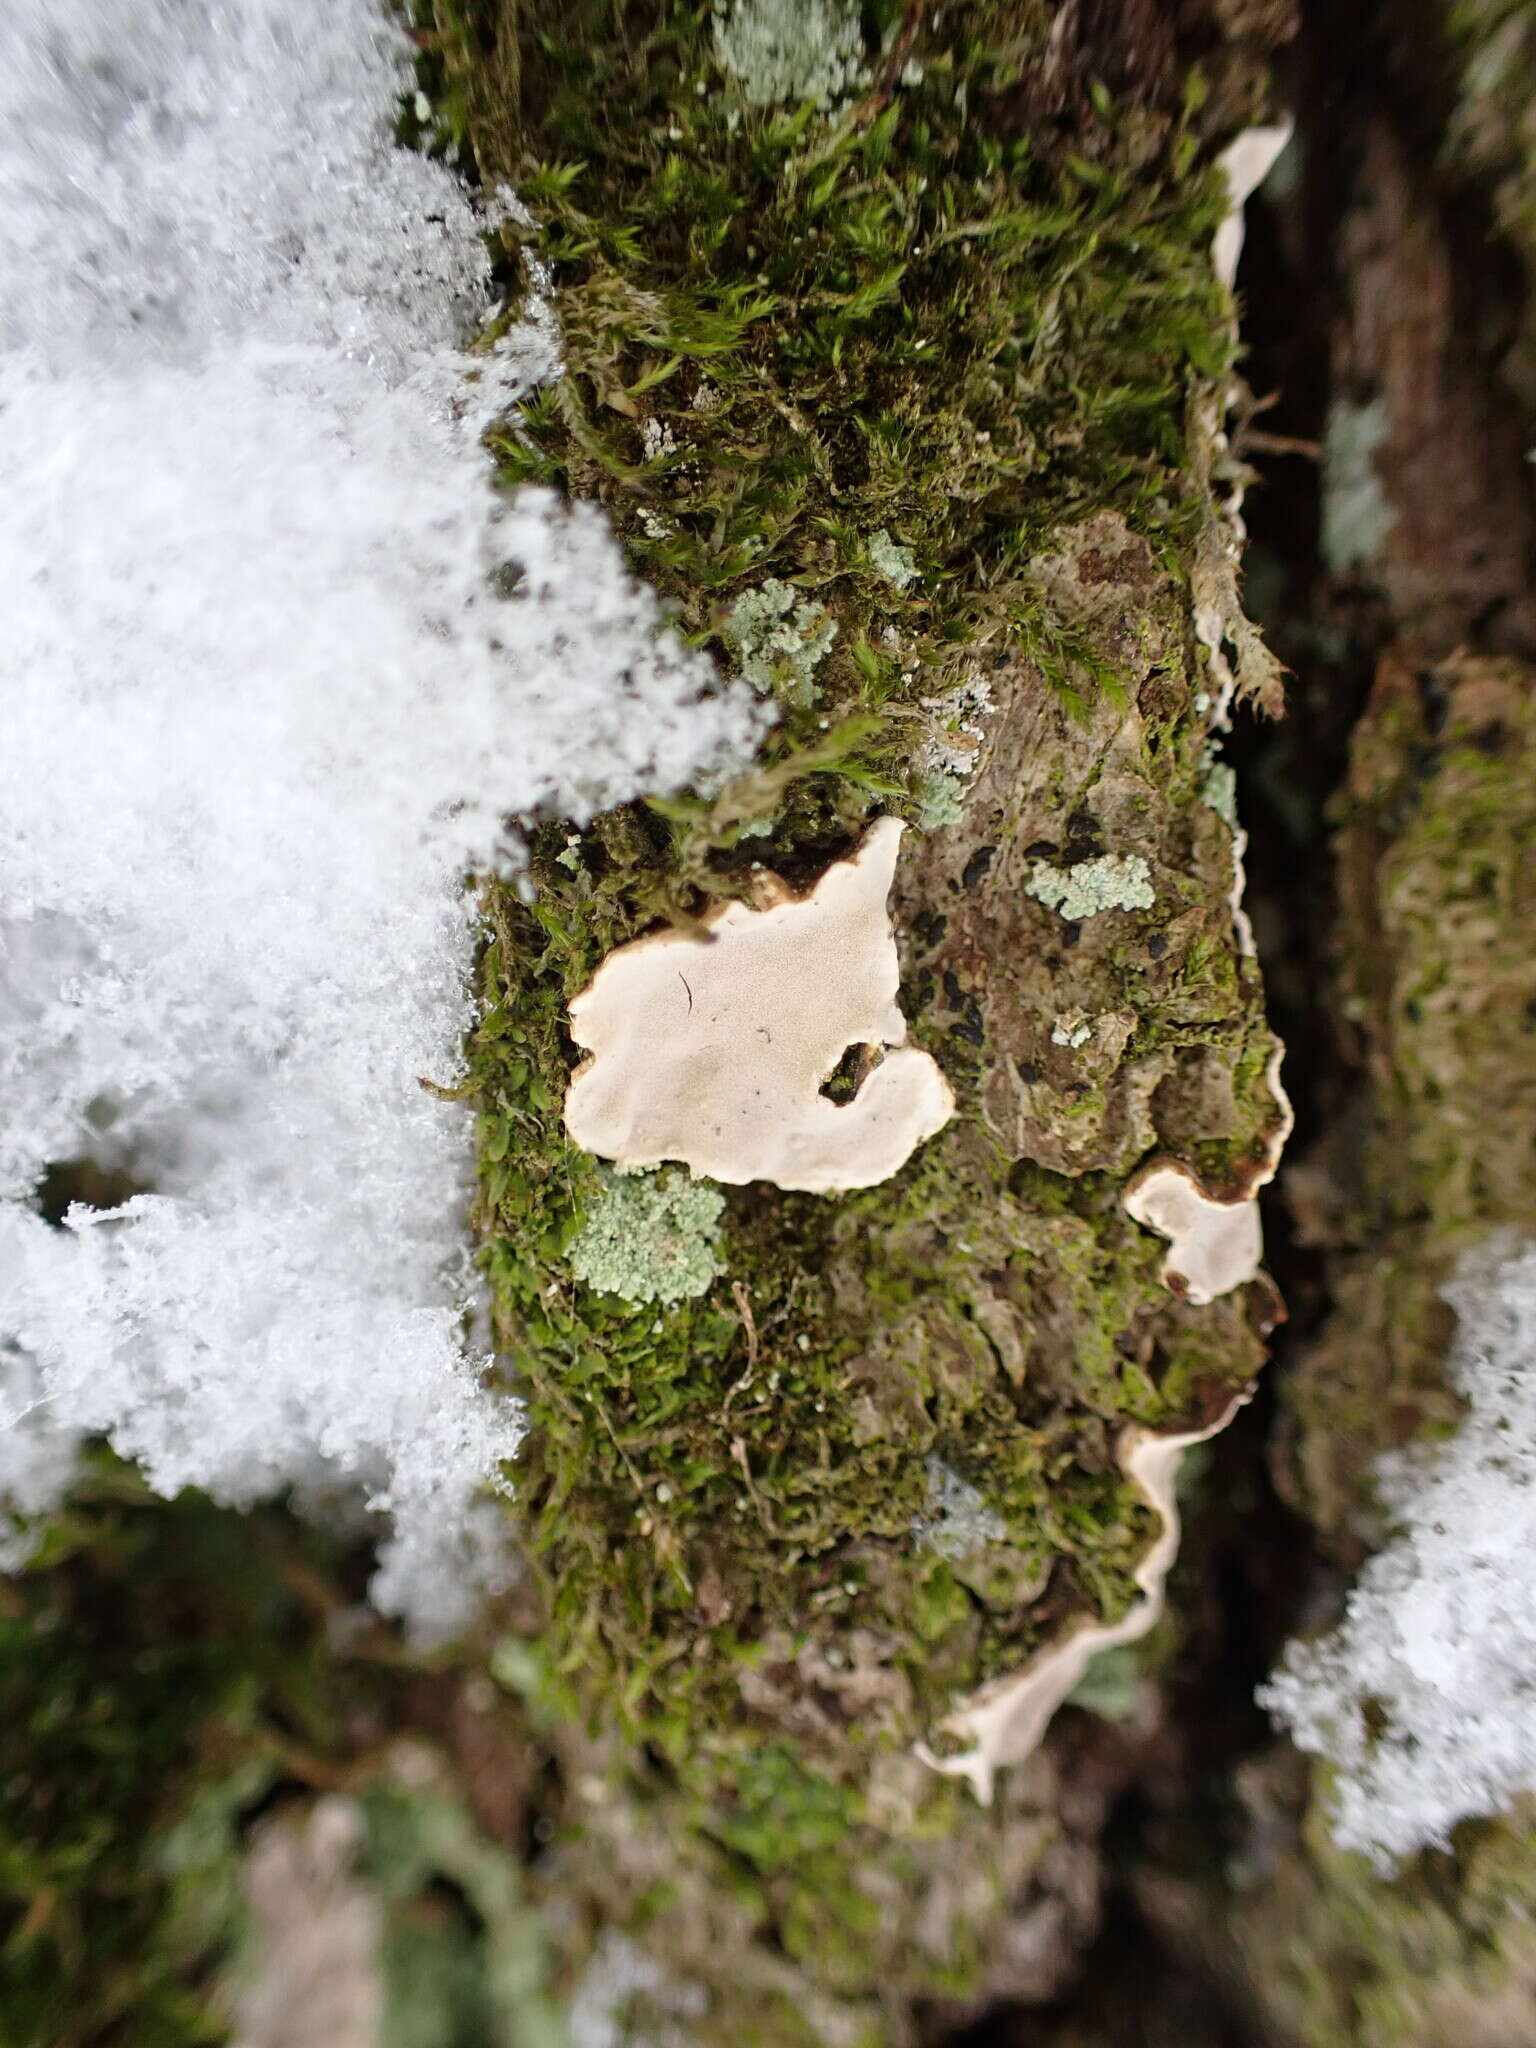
left=18, top=3, right=1536, bottom=2045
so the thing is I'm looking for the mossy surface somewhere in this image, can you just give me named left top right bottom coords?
left=1279, top=655, right=1536, bottom=1554
left=0, top=1454, right=569, bottom=2048
left=441, top=0, right=1284, bottom=2014
left=0, top=10, right=1294, bottom=2044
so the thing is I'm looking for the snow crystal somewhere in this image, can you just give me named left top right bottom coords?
left=1262, top=1239, right=1536, bottom=1863
left=0, top=0, right=761, bottom=1630
left=913, top=1458, right=1007, bottom=1561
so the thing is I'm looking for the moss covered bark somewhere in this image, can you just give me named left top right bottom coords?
left=1108, top=4, right=1536, bottom=2036
left=3, top=6, right=1304, bottom=2043
left=437, top=0, right=1289, bottom=2033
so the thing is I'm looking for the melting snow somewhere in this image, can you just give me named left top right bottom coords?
left=0, top=0, right=760, bottom=1630
left=1263, top=1239, right=1536, bottom=1862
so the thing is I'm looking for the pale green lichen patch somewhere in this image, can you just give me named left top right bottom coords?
left=1051, top=1011, right=1096, bottom=1049
left=868, top=529, right=920, bottom=589
left=723, top=579, right=839, bottom=703
left=568, top=1168, right=727, bottom=1306
left=915, top=772, right=967, bottom=831
left=1201, top=754, right=1239, bottom=828
left=1027, top=853, right=1156, bottom=921
left=1321, top=396, right=1393, bottom=575
left=712, top=0, right=867, bottom=110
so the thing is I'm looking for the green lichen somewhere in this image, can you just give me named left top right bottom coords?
left=569, top=1167, right=727, bottom=1305
left=867, top=528, right=919, bottom=589
left=1320, top=396, right=1394, bottom=576
left=723, top=577, right=840, bottom=702
left=914, top=771, right=966, bottom=830
left=712, top=0, right=866, bottom=111
left=1200, top=753, right=1239, bottom=828
left=1026, top=853, right=1157, bottom=921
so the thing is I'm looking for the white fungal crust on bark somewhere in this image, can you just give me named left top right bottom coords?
left=918, top=1398, right=1247, bottom=1804
left=562, top=817, right=954, bottom=1193
left=1122, top=1046, right=1293, bottom=1306
left=1122, top=1162, right=1265, bottom=1305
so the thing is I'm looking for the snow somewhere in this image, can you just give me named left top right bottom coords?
left=1262, top=1238, right=1536, bottom=1863
left=0, top=0, right=760, bottom=1629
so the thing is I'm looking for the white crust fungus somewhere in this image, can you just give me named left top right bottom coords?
left=1122, top=1161, right=1264, bottom=1305
left=919, top=1398, right=1246, bottom=1803
left=562, top=817, right=953, bottom=1193
left=1121, top=1045, right=1293, bottom=1306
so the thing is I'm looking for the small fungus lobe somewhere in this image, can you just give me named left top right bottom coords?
left=1122, top=1046, right=1293, bottom=1306
left=920, top=1399, right=1246, bottom=1803
left=563, top=817, right=953, bottom=1193
left=1122, top=1160, right=1263, bottom=1305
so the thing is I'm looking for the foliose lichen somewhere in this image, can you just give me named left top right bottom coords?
left=1026, top=853, right=1157, bottom=922
left=867, top=529, right=920, bottom=590
left=912, top=1458, right=1008, bottom=1561
left=722, top=578, right=840, bottom=703
left=712, top=0, right=867, bottom=111
left=568, top=1168, right=727, bottom=1305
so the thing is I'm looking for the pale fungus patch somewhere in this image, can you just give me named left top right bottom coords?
left=919, top=1399, right=1246, bottom=1803
left=563, top=817, right=953, bottom=1193
left=1121, top=1160, right=1264, bottom=1305
left=1122, top=1045, right=1292, bottom=1306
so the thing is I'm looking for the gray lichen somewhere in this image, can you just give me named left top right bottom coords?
left=712, top=0, right=867, bottom=111
left=722, top=577, right=839, bottom=703
left=915, top=771, right=967, bottom=831
left=1321, top=396, right=1394, bottom=575
left=1026, top=853, right=1155, bottom=922
left=568, top=1169, right=727, bottom=1306
left=868, top=528, right=920, bottom=589
left=912, top=1458, right=1008, bottom=1562
left=1201, top=754, right=1239, bottom=828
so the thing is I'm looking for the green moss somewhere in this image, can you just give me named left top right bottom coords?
left=0, top=1463, right=378, bottom=2047
left=439, top=0, right=1280, bottom=2022
left=463, top=0, right=1232, bottom=845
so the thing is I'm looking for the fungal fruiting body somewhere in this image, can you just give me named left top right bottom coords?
left=1123, top=1045, right=1293, bottom=1305
left=562, top=816, right=953, bottom=1194
left=1121, top=1161, right=1265, bottom=1305
left=919, top=1398, right=1246, bottom=1803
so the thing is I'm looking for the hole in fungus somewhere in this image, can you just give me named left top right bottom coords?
left=819, top=1042, right=883, bottom=1104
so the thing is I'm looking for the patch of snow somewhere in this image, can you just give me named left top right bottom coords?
left=913, top=1458, right=1007, bottom=1562
left=1262, top=1239, right=1536, bottom=1863
left=0, top=0, right=761, bottom=1631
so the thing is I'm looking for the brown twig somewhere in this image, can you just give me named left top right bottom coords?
left=722, top=1279, right=760, bottom=1424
